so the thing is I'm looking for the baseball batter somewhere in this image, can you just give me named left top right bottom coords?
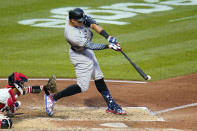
left=45, top=8, right=126, bottom=116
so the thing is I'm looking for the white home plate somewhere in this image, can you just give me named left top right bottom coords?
left=100, top=122, right=128, bottom=128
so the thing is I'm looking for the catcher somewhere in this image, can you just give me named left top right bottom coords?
left=0, top=72, right=57, bottom=129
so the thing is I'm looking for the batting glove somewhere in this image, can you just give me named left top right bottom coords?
left=108, top=36, right=117, bottom=44
left=108, top=43, right=121, bottom=51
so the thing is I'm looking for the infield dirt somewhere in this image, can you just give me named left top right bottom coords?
left=0, top=73, right=197, bottom=131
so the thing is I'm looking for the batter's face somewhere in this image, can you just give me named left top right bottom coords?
left=70, top=19, right=84, bottom=27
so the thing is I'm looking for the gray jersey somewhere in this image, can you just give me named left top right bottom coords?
left=64, top=20, right=104, bottom=92
left=64, top=20, right=92, bottom=52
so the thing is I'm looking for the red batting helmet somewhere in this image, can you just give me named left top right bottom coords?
left=8, top=72, right=28, bottom=95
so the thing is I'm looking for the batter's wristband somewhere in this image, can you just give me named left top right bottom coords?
left=100, top=30, right=109, bottom=39
left=104, top=44, right=109, bottom=49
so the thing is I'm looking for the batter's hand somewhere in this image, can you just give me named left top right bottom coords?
left=108, top=36, right=117, bottom=44
left=108, top=43, right=121, bottom=51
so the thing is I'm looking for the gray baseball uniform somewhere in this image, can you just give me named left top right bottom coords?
left=44, top=9, right=126, bottom=116
left=64, top=20, right=104, bottom=92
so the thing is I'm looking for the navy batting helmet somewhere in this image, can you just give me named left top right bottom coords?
left=69, top=8, right=85, bottom=21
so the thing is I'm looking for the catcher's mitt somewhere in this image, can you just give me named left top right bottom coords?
left=45, top=75, right=57, bottom=93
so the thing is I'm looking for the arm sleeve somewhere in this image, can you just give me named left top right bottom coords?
left=84, top=41, right=108, bottom=50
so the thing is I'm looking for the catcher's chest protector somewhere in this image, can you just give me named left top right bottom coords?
left=0, top=88, right=12, bottom=105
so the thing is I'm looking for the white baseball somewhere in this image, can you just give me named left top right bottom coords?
left=147, top=75, right=151, bottom=80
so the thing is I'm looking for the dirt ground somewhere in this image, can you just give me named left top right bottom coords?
left=0, top=73, right=197, bottom=131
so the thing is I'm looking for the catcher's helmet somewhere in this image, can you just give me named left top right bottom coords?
left=8, top=72, right=28, bottom=95
left=69, top=8, right=85, bottom=21
left=1, top=118, right=12, bottom=129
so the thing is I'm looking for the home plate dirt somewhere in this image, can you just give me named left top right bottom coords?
left=25, top=106, right=163, bottom=121
left=10, top=106, right=183, bottom=131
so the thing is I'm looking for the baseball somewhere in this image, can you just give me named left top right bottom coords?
left=147, top=75, right=151, bottom=80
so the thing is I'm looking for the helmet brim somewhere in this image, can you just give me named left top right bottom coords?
left=75, top=17, right=85, bottom=22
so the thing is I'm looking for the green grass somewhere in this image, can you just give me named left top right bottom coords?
left=0, top=0, right=197, bottom=81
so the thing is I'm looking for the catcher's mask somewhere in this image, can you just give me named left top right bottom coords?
left=8, top=72, right=28, bottom=95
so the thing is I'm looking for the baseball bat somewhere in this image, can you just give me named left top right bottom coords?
left=120, top=50, right=150, bottom=80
